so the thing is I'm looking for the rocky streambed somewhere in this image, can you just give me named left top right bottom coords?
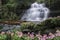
left=0, top=21, right=22, bottom=31
left=0, top=21, right=33, bottom=31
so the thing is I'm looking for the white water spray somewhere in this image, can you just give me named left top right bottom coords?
left=21, top=2, right=50, bottom=22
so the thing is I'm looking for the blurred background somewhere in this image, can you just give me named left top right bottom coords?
left=0, top=0, right=60, bottom=21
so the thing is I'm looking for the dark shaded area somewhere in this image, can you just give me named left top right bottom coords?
left=49, top=0, right=60, bottom=17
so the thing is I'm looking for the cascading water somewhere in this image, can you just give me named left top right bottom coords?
left=21, top=2, right=50, bottom=22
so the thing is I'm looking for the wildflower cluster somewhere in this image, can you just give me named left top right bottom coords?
left=0, top=30, right=60, bottom=40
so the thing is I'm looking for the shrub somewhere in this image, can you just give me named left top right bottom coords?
left=0, top=26, right=3, bottom=30
left=20, top=22, right=35, bottom=32
left=52, top=36, right=60, bottom=40
left=0, top=34, right=7, bottom=40
left=20, top=17, right=60, bottom=34
left=37, top=17, right=60, bottom=34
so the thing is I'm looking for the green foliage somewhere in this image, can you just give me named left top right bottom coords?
left=33, top=36, right=39, bottom=40
left=20, top=22, right=35, bottom=32
left=1, top=0, right=36, bottom=20
left=38, top=17, right=60, bottom=34
left=1, top=33, right=60, bottom=40
left=20, top=17, right=60, bottom=33
left=47, top=36, right=60, bottom=40
left=0, top=34, right=7, bottom=40
left=0, top=0, right=19, bottom=21
left=0, top=26, right=3, bottom=30
left=20, top=22, right=42, bottom=32
left=36, top=0, right=45, bottom=3
left=40, top=17, right=60, bottom=29
left=53, top=36, right=60, bottom=40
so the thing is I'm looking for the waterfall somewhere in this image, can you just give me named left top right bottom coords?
left=21, top=2, right=50, bottom=22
